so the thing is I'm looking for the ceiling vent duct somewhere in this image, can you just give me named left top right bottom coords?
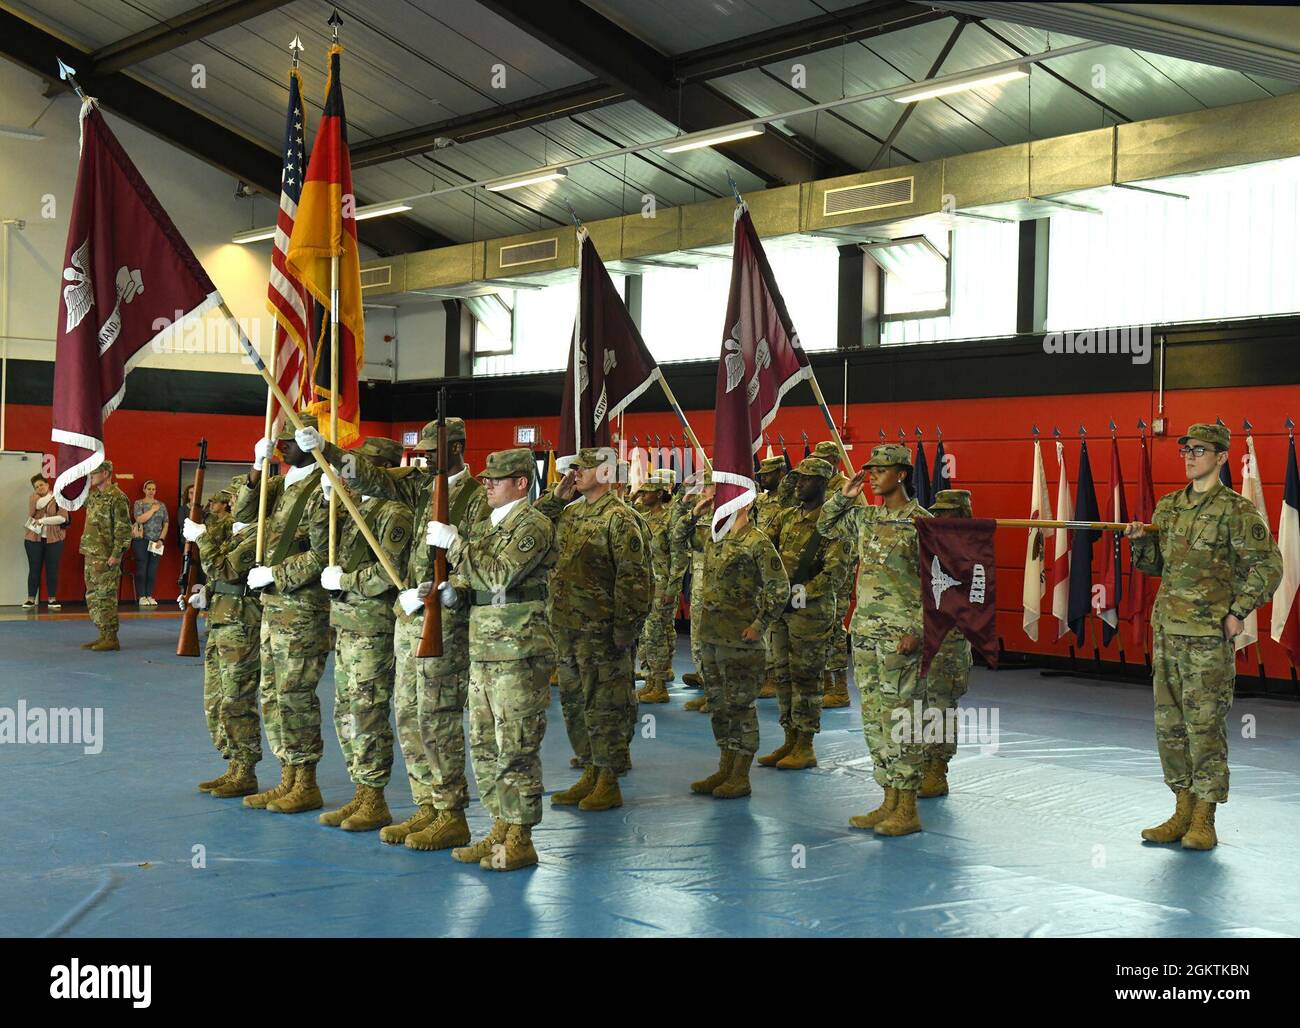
left=823, top=176, right=914, bottom=217
left=499, top=237, right=559, bottom=269
left=360, top=264, right=393, bottom=290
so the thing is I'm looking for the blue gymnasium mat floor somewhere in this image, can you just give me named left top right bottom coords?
left=2, top=615, right=1299, bottom=938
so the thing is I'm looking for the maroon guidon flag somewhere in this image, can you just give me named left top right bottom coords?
left=711, top=204, right=811, bottom=539
left=52, top=102, right=220, bottom=509
left=558, top=229, right=661, bottom=459
left=915, top=518, right=1000, bottom=676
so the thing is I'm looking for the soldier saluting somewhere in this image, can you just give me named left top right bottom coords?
left=1125, top=422, right=1281, bottom=850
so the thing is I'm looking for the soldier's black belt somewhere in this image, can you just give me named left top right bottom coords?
left=470, top=585, right=547, bottom=606
left=211, top=581, right=249, bottom=598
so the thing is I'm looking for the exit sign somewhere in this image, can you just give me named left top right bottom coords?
left=515, top=425, right=539, bottom=446
left=403, top=431, right=418, bottom=446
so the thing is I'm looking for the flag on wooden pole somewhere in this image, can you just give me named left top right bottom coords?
left=1022, top=436, right=1050, bottom=641
left=1271, top=431, right=1300, bottom=664
left=1237, top=430, right=1269, bottom=651
left=1049, top=440, right=1074, bottom=640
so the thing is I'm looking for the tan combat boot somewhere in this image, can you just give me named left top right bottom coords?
left=757, top=726, right=796, bottom=767
left=682, top=670, right=703, bottom=688
left=379, top=804, right=436, bottom=845
left=758, top=677, right=778, bottom=699
left=684, top=695, right=709, bottom=712
left=691, top=750, right=735, bottom=795
left=849, top=787, right=897, bottom=829
left=1141, top=788, right=1194, bottom=844
left=776, top=731, right=817, bottom=770
left=551, top=766, right=598, bottom=806
left=480, top=824, right=538, bottom=871
left=822, top=670, right=850, bottom=709
left=1180, top=799, right=1218, bottom=850
left=319, top=783, right=365, bottom=826
left=81, top=632, right=104, bottom=650
left=405, top=807, right=470, bottom=849
left=267, top=763, right=323, bottom=814
left=549, top=668, right=558, bottom=686
left=244, top=763, right=295, bottom=809
left=341, top=786, right=392, bottom=832
left=89, top=632, right=120, bottom=651
left=638, top=677, right=670, bottom=703
left=875, top=788, right=921, bottom=836
left=452, top=818, right=510, bottom=863
left=578, top=769, right=623, bottom=811
left=199, top=764, right=231, bottom=792
left=713, top=752, right=753, bottom=798
left=210, top=762, right=258, bottom=798
left=635, top=668, right=648, bottom=682
left=919, top=759, right=949, bottom=798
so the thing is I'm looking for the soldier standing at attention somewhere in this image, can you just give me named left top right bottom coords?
left=674, top=481, right=788, bottom=799
left=634, top=469, right=678, bottom=705
left=920, top=489, right=975, bottom=799
left=187, top=482, right=262, bottom=798
left=235, top=416, right=330, bottom=814
left=818, top=443, right=931, bottom=837
left=1126, top=422, right=1281, bottom=850
left=754, top=455, right=792, bottom=700
left=297, top=417, right=488, bottom=852
left=538, top=447, right=652, bottom=812
left=759, top=457, right=852, bottom=771
left=431, top=448, right=555, bottom=871
left=79, top=459, right=131, bottom=652
left=315, top=437, right=413, bottom=833
left=678, top=469, right=712, bottom=711
left=813, top=440, right=855, bottom=710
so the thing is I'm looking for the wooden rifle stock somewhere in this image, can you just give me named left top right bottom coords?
left=176, top=438, right=208, bottom=657
left=416, top=407, right=449, bottom=658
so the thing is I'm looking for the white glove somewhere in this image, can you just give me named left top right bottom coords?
left=232, top=520, right=252, bottom=536
left=188, top=586, right=207, bottom=610
left=182, top=518, right=206, bottom=542
left=38, top=515, right=66, bottom=526
left=426, top=520, right=459, bottom=549
left=253, top=438, right=273, bottom=467
left=320, top=476, right=333, bottom=500
left=398, top=588, right=424, bottom=616
left=438, top=581, right=461, bottom=609
left=320, top=565, right=344, bottom=592
left=247, top=565, right=275, bottom=590
left=295, top=426, right=324, bottom=452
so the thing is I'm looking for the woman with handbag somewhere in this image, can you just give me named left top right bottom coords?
left=131, top=479, right=170, bottom=606
left=24, top=474, right=68, bottom=610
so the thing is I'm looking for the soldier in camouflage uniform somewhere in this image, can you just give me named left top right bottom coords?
left=1127, top=422, right=1281, bottom=850
left=538, top=447, right=652, bottom=812
left=920, top=489, right=975, bottom=799
left=298, top=416, right=489, bottom=851
left=754, top=455, right=792, bottom=700
left=678, top=469, right=712, bottom=711
left=234, top=415, right=330, bottom=815
left=813, top=440, right=855, bottom=709
left=818, top=443, right=931, bottom=837
left=675, top=484, right=788, bottom=799
left=634, top=469, right=678, bottom=705
left=758, top=457, right=853, bottom=771
left=187, top=481, right=262, bottom=798
left=315, top=437, right=413, bottom=832
left=434, top=447, right=555, bottom=871
left=79, top=460, right=131, bottom=651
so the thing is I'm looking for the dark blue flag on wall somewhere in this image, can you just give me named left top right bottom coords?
left=1068, top=440, right=1101, bottom=644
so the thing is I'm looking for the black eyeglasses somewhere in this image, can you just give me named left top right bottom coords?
left=1177, top=445, right=1214, bottom=458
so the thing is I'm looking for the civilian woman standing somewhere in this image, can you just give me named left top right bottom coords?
left=24, top=474, right=68, bottom=610
left=131, top=480, right=170, bottom=606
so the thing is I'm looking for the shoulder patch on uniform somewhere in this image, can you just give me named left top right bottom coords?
left=1252, top=522, right=1267, bottom=541
left=390, top=523, right=408, bottom=545
left=518, top=534, right=537, bottom=552
left=629, top=534, right=642, bottom=552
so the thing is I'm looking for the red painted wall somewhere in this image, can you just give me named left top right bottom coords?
left=12, top=379, right=1298, bottom=679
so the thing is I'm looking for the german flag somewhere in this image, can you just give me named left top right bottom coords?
left=287, top=44, right=364, bottom=447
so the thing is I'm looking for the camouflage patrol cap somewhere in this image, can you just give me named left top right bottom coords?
left=637, top=468, right=677, bottom=494
left=757, top=455, right=786, bottom=474
left=207, top=487, right=235, bottom=507
left=1178, top=422, right=1230, bottom=452
left=359, top=436, right=404, bottom=466
left=812, top=441, right=841, bottom=462
left=930, top=489, right=972, bottom=515
left=481, top=447, right=535, bottom=481
left=573, top=446, right=618, bottom=470
left=410, top=417, right=466, bottom=452
left=94, top=458, right=114, bottom=476
left=864, top=443, right=913, bottom=468
left=277, top=412, right=317, bottom=442
left=793, top=456, right=834, bottom=480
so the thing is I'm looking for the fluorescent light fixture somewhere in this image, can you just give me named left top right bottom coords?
left=233, top=200, right=413, bottom=244
left=661, top=125, right=765, bottom=154
left=485, top=168, right=569, bottom=192
left=891, top=65, right=1029, bottom=103
left=861, top=236, right=947, bottom=289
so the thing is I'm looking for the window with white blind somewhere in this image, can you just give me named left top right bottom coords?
left=1046, top=157, right=1300, bottom=331
left=880, top=218, right=1019, bottom=345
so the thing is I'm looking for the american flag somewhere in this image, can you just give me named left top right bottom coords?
left=267, top=66, right=314, bottom=437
